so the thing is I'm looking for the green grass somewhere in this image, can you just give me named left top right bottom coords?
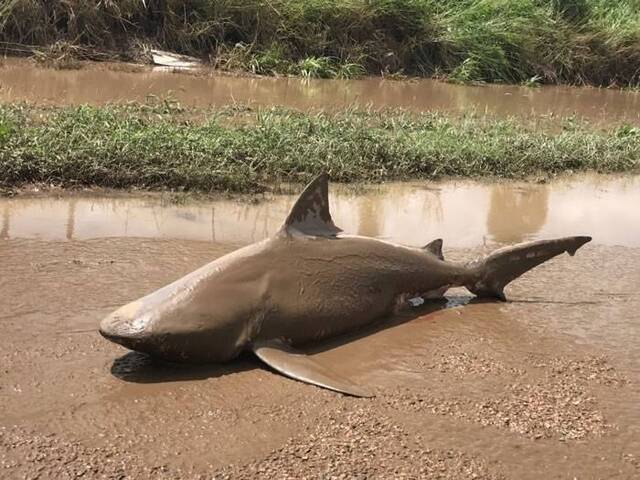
left=0, top=103, right=638, bottom=193
left=1, top=0, right=639, bottom=85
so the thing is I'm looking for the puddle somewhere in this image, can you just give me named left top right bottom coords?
left=1, top=58, right=640, bottom=124
left=1, top=175, right=638, bottom=247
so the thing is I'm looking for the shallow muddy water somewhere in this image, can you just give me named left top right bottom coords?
left=2, top=175, right=638, bottom=247
left=1, top=176, right=640, bottom=478
left=1, top=58, right=640, bottom=124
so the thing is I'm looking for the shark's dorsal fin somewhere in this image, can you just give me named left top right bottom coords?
left=423, top=238, right=444, bottom=260
left=280, top=173, right=342, bottom=237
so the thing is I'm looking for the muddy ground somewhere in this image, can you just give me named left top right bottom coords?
left=1, top=220, right=639, bottom=478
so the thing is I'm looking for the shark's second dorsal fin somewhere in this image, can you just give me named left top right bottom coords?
left=280, top=173, right=342, bottom=237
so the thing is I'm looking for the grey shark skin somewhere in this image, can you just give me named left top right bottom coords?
left=100, top=174, right=591, bottom=396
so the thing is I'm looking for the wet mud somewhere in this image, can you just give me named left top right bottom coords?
left=1, top=177, right=640, bottom=478
left=1, top=58, right=640, bottom=124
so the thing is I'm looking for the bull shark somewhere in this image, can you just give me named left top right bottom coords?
left=100, top=174, right=591, bottom=396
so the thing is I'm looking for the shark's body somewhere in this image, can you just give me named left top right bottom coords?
left=100, top=174, right=591, bottom=396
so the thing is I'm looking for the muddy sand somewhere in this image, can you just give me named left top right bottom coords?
left=1, top=178, right=639, bottom=479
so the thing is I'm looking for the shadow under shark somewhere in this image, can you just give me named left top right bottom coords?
left=100, top=174, right=591, bottom=396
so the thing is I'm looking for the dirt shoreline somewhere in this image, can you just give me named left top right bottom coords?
left=1, top=233, right=639, bottom=478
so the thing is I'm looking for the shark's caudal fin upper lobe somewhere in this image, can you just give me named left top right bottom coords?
left=465, top=236, right=592, bottom=301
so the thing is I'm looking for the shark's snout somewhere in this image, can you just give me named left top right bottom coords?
left=99, top=299, right=234, bottom=363
left=99, top=272, right=256, bottom=364
left=98, top=323, right=143, bottom=350
left=99, top=301, right=152, bottom=350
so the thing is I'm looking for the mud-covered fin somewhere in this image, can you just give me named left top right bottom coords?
left=252, top=339, right=372, bottom=397
left=423, top=238, right=444, bottom=260
left=466, top=236, right=592, bottom=301
left=280, top=173, right=342, bottom=237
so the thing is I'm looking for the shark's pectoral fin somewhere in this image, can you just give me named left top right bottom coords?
left=251, top=339, right=373, bottom=398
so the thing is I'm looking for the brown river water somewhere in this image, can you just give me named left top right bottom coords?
left=1, top=175, right=639, bottom=478
left=1, top=57, right=640, bottom=124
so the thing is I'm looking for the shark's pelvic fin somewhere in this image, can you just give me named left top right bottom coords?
left=280, top=173, right=342, bottom=238
left=466, top=236, right=592, bottom=301
left=423, top=238, right=444, bottom=260
left=252, top=339, right=373, bottom=397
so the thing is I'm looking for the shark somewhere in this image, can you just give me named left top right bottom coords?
left=100, top=174, right=591, bottom=396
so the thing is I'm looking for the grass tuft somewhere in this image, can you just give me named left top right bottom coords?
left=0, top=103, right=638, bottom=192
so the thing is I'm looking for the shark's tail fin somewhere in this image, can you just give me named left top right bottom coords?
left=465, top=236, right=591, bottom=301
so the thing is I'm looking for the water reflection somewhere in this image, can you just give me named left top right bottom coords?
left=486, top=185, right=549, bottom=243
left=65, top=199, right=76, bottom=240
left=1, top=205, right=9, bottom=239
left=356, top=195, right=383, bottom=238
left=1, top=175, right=638, bottom=247
left=1, top=58, right=639, bottom=124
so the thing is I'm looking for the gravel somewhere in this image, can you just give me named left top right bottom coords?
left=214, top=404, right=505, bottom=480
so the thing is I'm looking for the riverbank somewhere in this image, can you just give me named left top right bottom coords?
left=1, top=0, right=640, bottom=86
left=0, top=103, right=638, bottom=193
